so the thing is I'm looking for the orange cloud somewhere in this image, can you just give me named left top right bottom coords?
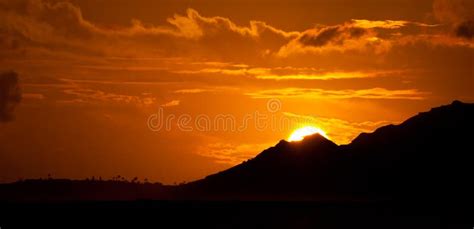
left=1, top=0, right=471, bottom=63
left=254, top=71, right=388, bottom=80
left=351, top=19, right=410, bottom=29
left=433, top=0, right=474, bottom=39
left=173, top=87, right=239, bottom=94
left=174, top=67, right=271, bottom=76
left=161, top=100, right=180, bottom=107
left=274, top=17, right=458, bottom=57
left=350, top=19, right=437, bottom=29
left=0, top=1, right=296, bottom=60
left=197, top=143, right=271, bottom=164
left=276, top=24, right=393, bottom=56
left=246, top=87, right=427, bottom=100
left=174, top=65, right=403, bottom=81
left=62, top=88, right=157, bottom=106
left=167, top=8, right=299, bottom=39
left=174, top=88, right=214, bottom=94
left=22, top=93, right=45, bottom=100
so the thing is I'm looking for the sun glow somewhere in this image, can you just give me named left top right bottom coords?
left=288, top=126, right=328, bottom=142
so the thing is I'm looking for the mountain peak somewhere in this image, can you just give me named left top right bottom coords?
left=270, top=133, right=337, bottom=152
left=275, top=139, right=289, bottom=148
left=298, top=133, right=335, bottom=145
left=451, top=100, right=463, bottom=105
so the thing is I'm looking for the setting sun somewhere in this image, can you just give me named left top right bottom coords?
left=288, top=126, right=329, bottom=142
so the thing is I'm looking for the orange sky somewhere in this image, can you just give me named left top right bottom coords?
left=0, top=0, right=473, bottom=184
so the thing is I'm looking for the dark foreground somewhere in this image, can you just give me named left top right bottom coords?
left=0, top=201, right=472, bottom=229
left=1, top=103, right=473, bottom=228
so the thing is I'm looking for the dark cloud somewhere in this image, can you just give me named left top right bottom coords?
left=455, top=20, right=474, bottom=39
left=299, top=26, right=340, bottom=47
left=0, top=71, right=21, bottom=122
left=0, top=1, right=295, bottom=62
left=297, top=25, right=368, bottom=47
left=433, top=0, right=474, bottom=39
left=349, top=27, right=367, bottom=38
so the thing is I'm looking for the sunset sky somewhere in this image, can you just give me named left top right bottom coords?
left=0, top=0, right=473, bottom=184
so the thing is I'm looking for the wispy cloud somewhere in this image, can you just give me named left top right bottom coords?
left=161, top=100, right=180, bottom=107
left=276, top=23, right=392, bottom=56
left=433, top=0, right=474, bottom=39
left=22, top=93, right=45, bottom=100
left=0, top=1, right=297, bottom=59
left=173, top=67, right=271, bottom=76
left=167, top=8, right=300, bottom=39
left=254, top=71, right=396, bottom=80
left=175, top=65, right=403, bottom=81
left=1, top=0, right=470, bottom=64
left=61, top=88, right=157, bottom=106
left=351, top=19, right=411, bottom=29
left=246, top=87, right=428, bottom=100
left=197, top=143, right=272, bottom=164
left=174, top=87, right=239, bottom=94
left=174, top=88, right=215, bottom=94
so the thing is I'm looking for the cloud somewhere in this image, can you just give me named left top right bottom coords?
left=174, top=67, right=271, bottom=76
left=174, top=88, right=214, bottom=94
left=351, top=20, right=438, bottom=29
left=161, top=100, right=180, bottom=107
left=22, top=93, right=45, bottom=100
left=433, top=0, right=473, bottom=23
left=174, top=87, right=238, bottom=94
left=175, top=65, right=402, bottom=81
left=197, top=143, right=271, bottom=164
left=61, top=88, right=156, bottom=106
left=0, top=0, right=101, bottom=48
left=276, top=22, right=394, bottom=56
left=0, top=71, right=22, bottom=122
left=0, top=0, right=470, bottom=64
left=246, top=87, right=427, bottom=100
left=351, top=20, right=410, bottom=29
left=167, top=8, right=299, bottom=39
left=254, top=70, right=400, bottom=80
left=455, top=20, right=474, bottom=39
left=298, top=25, right=368, bottom=48
left=433, top=0, right=474, bottom=39
left=0, top=1, right=296, bottom=60
left=276, top=17, right=461, bottom=57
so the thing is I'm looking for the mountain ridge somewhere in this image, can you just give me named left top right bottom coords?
left=177, top=100, right=474, bottom=201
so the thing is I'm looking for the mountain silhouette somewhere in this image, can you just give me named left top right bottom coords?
left=177, top=100, right=474, bottom=201
left=0, top=101, right=473, bottom=203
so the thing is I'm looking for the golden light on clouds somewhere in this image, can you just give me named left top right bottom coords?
left=351, top=19, right=410, bottom=29
left=245, top=88, right=427, bottom=100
